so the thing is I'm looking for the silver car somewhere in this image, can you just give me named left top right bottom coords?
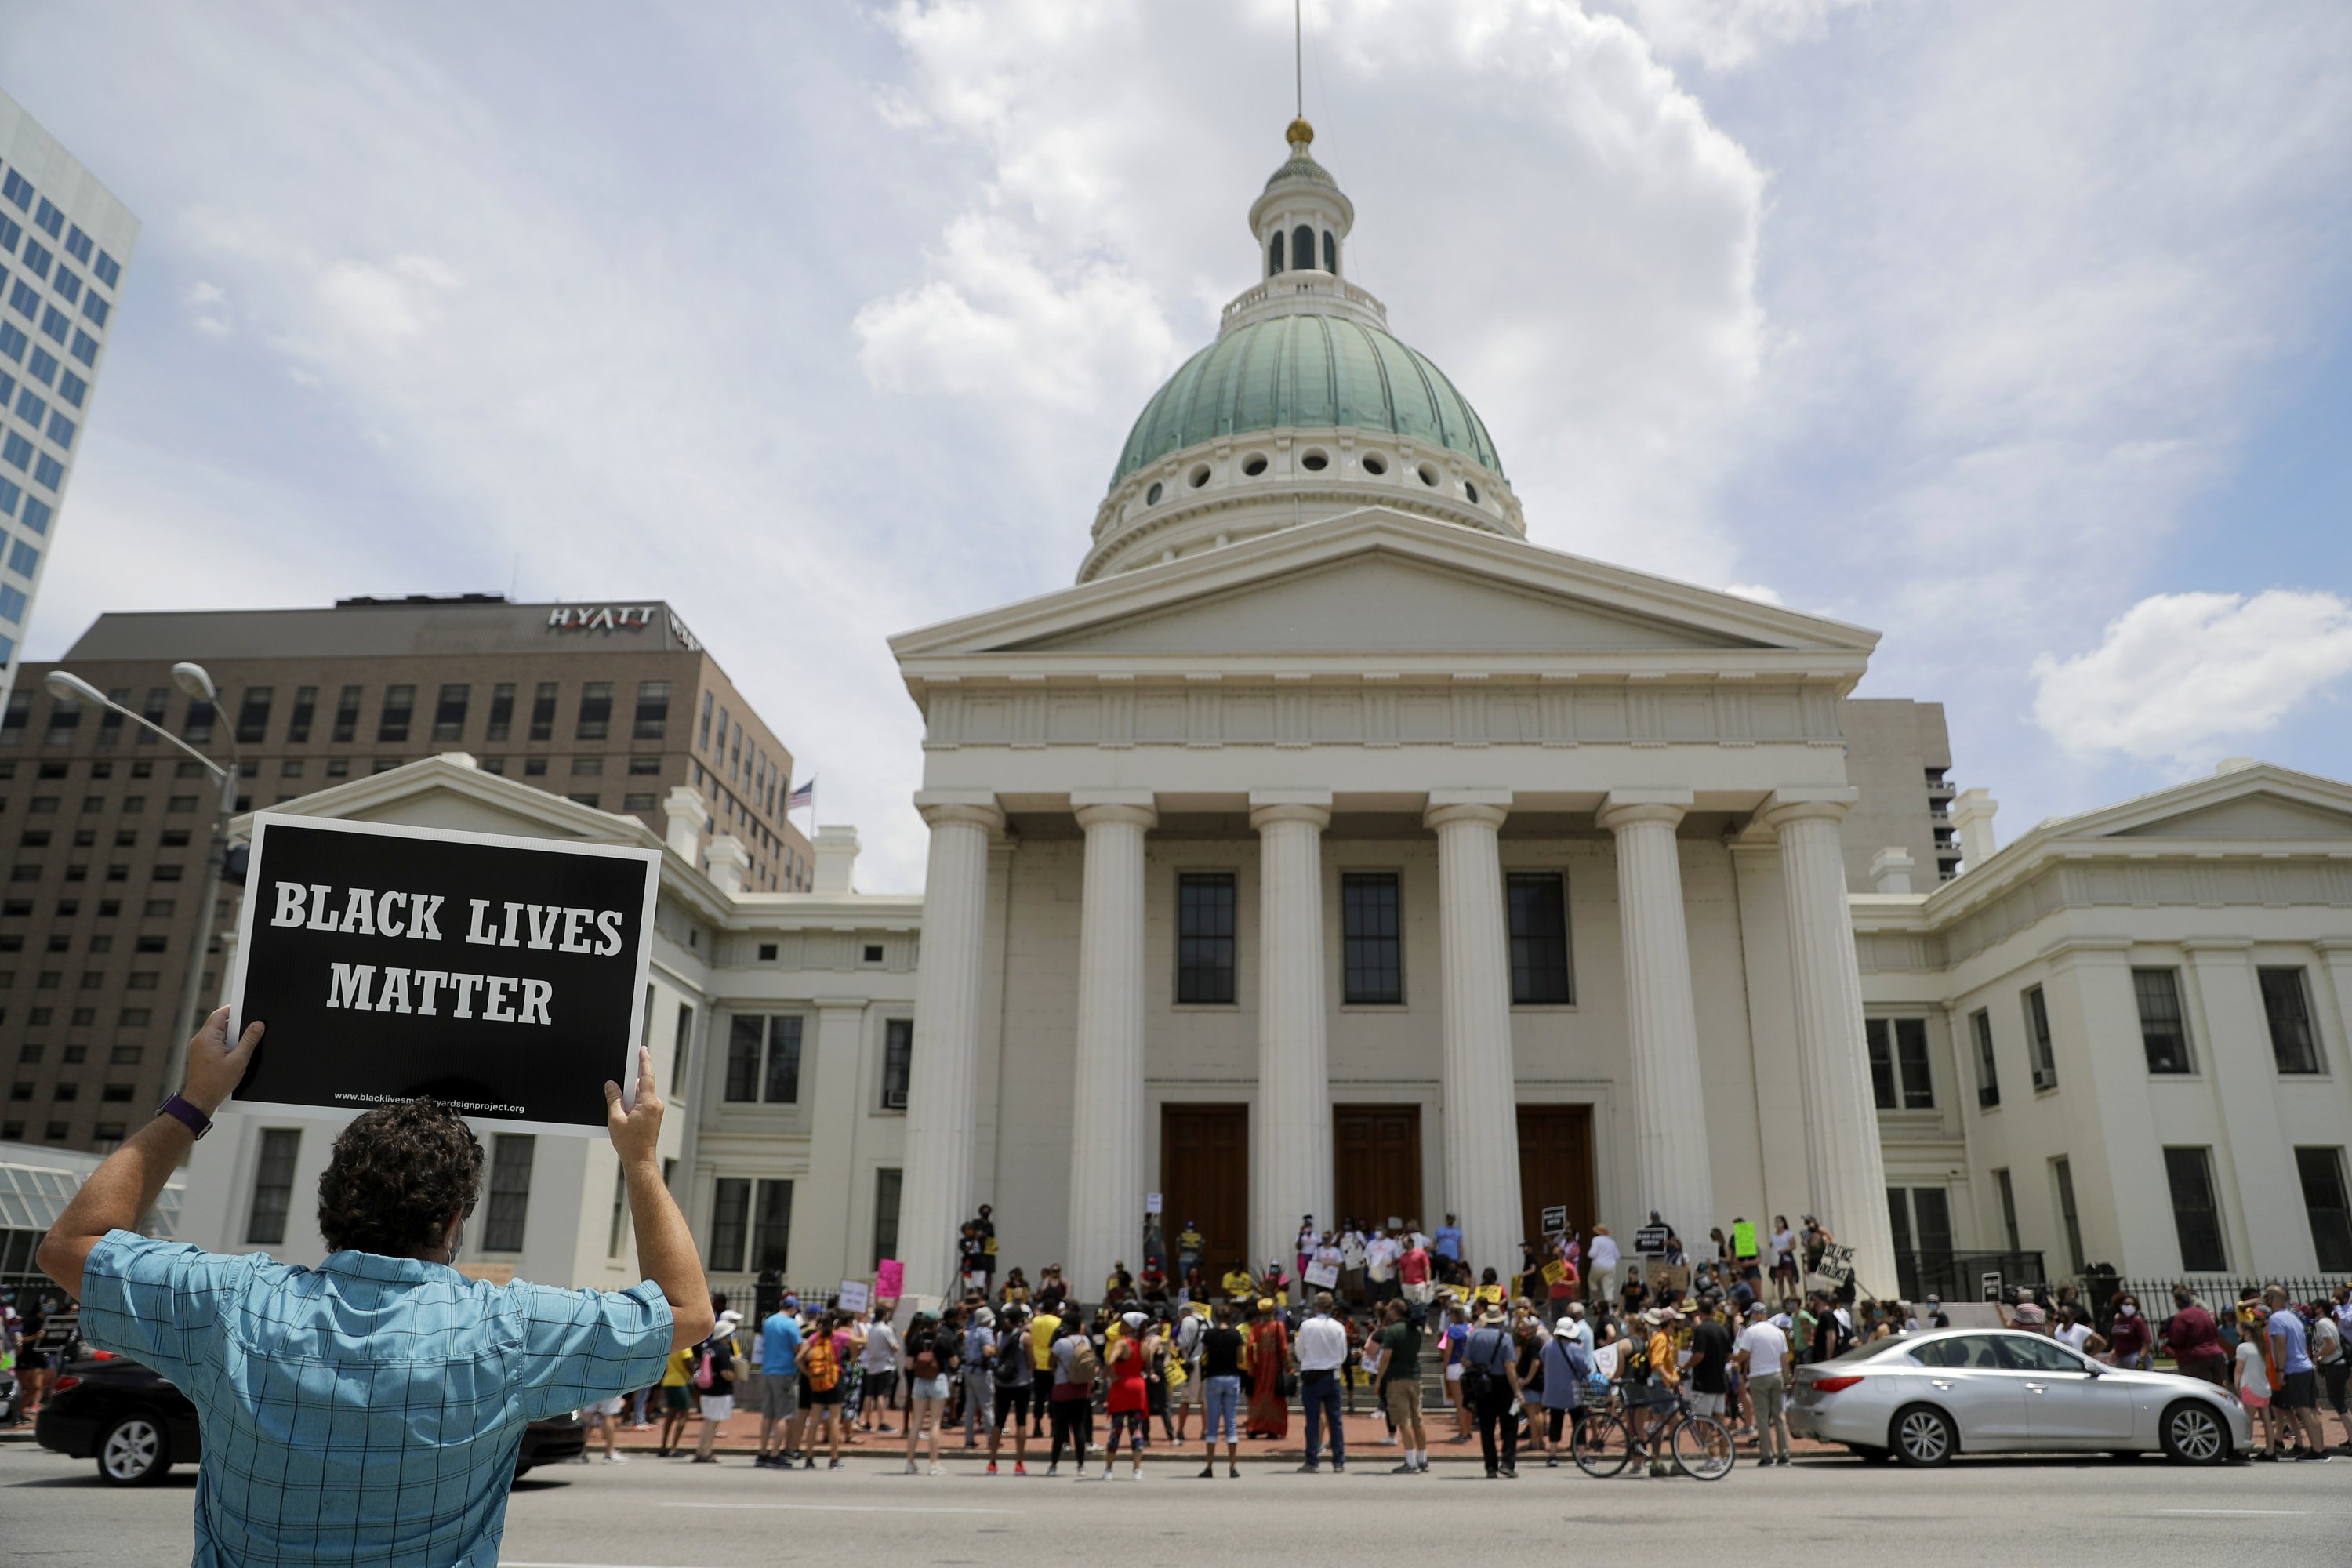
left=1788, top=1327, right=2249, bottom=1466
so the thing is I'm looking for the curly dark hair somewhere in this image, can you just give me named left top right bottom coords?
left=316, top=1098, right=483, bottom=1257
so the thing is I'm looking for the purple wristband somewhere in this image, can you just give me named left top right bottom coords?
left=156, top=1094, right=212, bottom=1140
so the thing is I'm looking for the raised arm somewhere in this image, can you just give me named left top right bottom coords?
left=38, top=1007, right=262, bottom=1299
left=605, top=1047, right=714, bottom=1352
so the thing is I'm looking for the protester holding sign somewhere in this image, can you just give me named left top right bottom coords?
left=36, top=1008, right=711, bottom=1566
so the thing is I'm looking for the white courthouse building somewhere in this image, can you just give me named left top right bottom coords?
left=180, top=125, right=2352, bottom=1305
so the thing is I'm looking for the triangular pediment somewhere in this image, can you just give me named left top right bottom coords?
left=234, top=754, right=662, bottom=850
left=891, top=510, right=1877, bottom=665
left=2034, top=764, right=2352, bottom=845
left=2106, top=790, right=2352, bottom=841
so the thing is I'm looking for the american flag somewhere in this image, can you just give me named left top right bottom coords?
left=785, top=777, right=815, bottom=811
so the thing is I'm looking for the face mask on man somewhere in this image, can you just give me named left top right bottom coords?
left=2118, top=1305, right=2136, bottom=1317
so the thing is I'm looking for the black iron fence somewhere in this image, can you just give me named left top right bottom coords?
left=1890, top=1249, right=2046, bottom=1304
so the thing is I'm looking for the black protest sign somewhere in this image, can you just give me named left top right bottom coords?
left=227, top=816, right=659, bottom=1134
left=1541, top=1206, right=1568, bottom=1236
left=1633, top=1222, right=1671, bottom=1255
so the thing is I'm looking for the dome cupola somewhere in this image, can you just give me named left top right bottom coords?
left=1083, top=122, right=1520, bottom=583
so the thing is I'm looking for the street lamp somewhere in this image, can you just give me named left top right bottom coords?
left=45, top=664, right=244, bottom=1101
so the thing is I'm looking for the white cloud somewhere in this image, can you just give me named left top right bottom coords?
left=182, top=279, right=230, bottom=337
left=315, top=255, right=463, bottom=351
left=2031, top=590, right=2352, bottom=768
left=862, top=0, right=1771, bottom=574
left=1721, top=581, right=1783, bottom=605
left=1600, top=0, right=1869, bottom=71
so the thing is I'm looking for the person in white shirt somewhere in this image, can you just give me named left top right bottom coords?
left=1586, top=1225, right=1621, bottom=1305
left=1366, top=1230, right=1402, bottom=1303
left=1733, top=1304, right=1792, bottom=1466
left=1563, top=1301, right=1595, bottom=1355
left=1290, top=1292, right=1352, bottom=1472
left=1768, top=1214, right=1799, bottom=1298
left=1339, top=1226, right=1369, bottom=1305
left=858, top=1314, right=902, bottom=1434
left=1312, top=1236, right=1345, bottom=1293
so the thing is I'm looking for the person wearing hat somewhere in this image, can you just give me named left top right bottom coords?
left=692, top=1304, right=746, bottom=1464
left=1459, top=1303, right=1525, bottom=1477
left=1630, top=1308, right=1682, bottom=1477
left=1245, top=1297, right=1291, bottom=1439
left=1537, top=1315, right=1598, bottom=1467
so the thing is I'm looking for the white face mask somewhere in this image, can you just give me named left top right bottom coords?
left=2119, top=1305, right=2136, bottom=1316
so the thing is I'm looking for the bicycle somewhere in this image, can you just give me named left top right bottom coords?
left=1571, top=1385, right=1736, bottom=1480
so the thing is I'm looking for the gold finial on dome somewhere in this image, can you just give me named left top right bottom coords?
left=1287, top=116, right=1314, bottom=149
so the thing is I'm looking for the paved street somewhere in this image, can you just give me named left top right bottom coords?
left=2, top=1442, right=2345, bottom=1566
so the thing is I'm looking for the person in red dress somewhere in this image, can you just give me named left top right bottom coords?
left=1247, top=1298, right=1291, bottom=1440
left=1103, top=1310, right=1157, bottom=1479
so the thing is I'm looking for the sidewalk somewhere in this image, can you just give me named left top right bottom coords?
left=610, top=1403, right=1845, bottom=1463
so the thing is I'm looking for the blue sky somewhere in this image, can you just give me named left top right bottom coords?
left=5, top=0, right=2349, bottom=889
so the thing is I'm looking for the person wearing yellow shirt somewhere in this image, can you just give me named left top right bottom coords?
left=657, top=1343, right=697, bottom=1457
left=1221, top=1261, right=1258, bottom=1304
left=1639, top=1307, right=1683, bottom=1479
left=1026, top=1305, right=1062, bottom=1442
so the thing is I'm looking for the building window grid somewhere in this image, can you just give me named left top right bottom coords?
left=750, top=1178, right=792, bottom=1272
left=481, top=1134, right=535, bottom=1252
left=880, top=1018, right=913, bottom=1110
left=1341, top=872, right=1403, bottom=1005
left=485, top=683, right=515, bottom=742
left=2163, top=1145, right=2229, bottom=1272
left=430, top=684, right=470, bottom=742
left=528, top=682, right=557, bottom=742
left=2258, top=967, right=2323, bottom=1074
left=1994, top=1166, right=2020, bottom=1252
left=2023, top=985, right=2057, bottom=1091
left=1866, top=1017, right=1936, bottom=1110
left=1174, top=872, right=1236, bottom=1005
left=872, top=1168, right=902, bottom=1270
left=575, top=681, right=613, bottom=741
left=1505, top=871, right=1573, bottom=1005
left=1971, top=1008, right=2000, bottom=1108
left=2293, top=1145, right=2352, bottom=1272
left=2052, top=1156, right=2085, bottom=1276
left=710, top=1177, right=750, bottom=1272
left=2130, top=967, right=2194, bottom=1073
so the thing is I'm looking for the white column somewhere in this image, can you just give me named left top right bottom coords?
left=1066, top=792, right=1156, bottom=1297
left=1250, top=791, right=1334, bottom=1270
left=798, top=1000, right=871, bottom=1287
left=1425, top=790, right=1523, bottom=1278
left=1597, top=791, right=1716, bottom=1243
left=896, top=793, right=1004, bottom=1301
left=1758, top=790, right=1898, bottom=1295
left=2185, top=940, right=2316, bottom=1274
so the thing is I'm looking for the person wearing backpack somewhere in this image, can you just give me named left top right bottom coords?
left=1460, top=1305, right=1524, bottom=1479
left=798, top=1310, right=849, bottom=1471
left=2310, top=1301, right=2351, bottom=1451
left=902, top=1312, right=956, bottom=1475
left=1048, top=1316, right=1100, bottom=1478
left=1538, top=1316, right=1599, bottom=1468
left=691, top=1306, right=745, bottom=1463
left=986, top=1304, right=1035, bottom=1475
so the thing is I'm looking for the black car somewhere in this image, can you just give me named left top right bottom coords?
left=37, top=1353, right=588, bottom=1484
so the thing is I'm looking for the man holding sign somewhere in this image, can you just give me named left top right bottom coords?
left=36, top=1007, right=712, bottom=1568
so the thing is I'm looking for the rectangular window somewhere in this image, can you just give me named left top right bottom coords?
left=607, top=1163, right=630, bottom=1259
left=234, top=688, right=273, bottom=746
left=699, top=691, right=713, bottom=750
left=2258, top=967, right=2322, bottom=1074
left=709, top=1177, right=751, bottom=1272
left=1867, top=1018, right=1936, bottom=1109
left=880, top=1017, right=913, bottom=1109
left=2164, top=1145, right=2228, bottom=1272
left=2023, top=985, right=2057, bottom=1091
left=751, top=1179, right=793, bottom=1272
left=633, top=681, right=669, bottom=740
left=376, top=684, right=414, bottom=743
left=0, top=688, right=26, bottom=745
left=286, top=685, right=316, bottom=743
left=70, top=328, right=96, bottom=365
left=332, top=684, right=361, bottom=742
left=672, top=1001, right=693, bottom=1088
left=1174, top=871, right=1236, bottom=1004
left=724, top=1014, right=763, bottom=1102
left=2294, top=1145, right=2352, bottom=1273
left=1341, top=872, right=1403, bottom=1005
left=184, top=698, right=220, bottom=745
left=2052, top=1156, right=2085, bottom=1276
left=529, top=682, right=557, bottom=742
left=482, top=1134, right=535, bottom=1252
left=64, top=223, right=90, bottom=263
left=485, top=683, right=514, bottom=742
left=2131, top=967, right=2193, bottom=1073
left=244, top=1127, right=301, bottom=1246
left=575, top=681, right=612, bottom=741
left=58, top=369, right=85, bottom=407
left=1994, top=1166, right=2020, bottom=1252
left=763, top=1016, right=804, bottom=1104
left=96, top=251, right=121, bottom=289
left=873, top=1167, right=903, bottom=1269
left=430, top=684, right=469, bottom=742
left=1506, top=871, right=1573, bottom=1004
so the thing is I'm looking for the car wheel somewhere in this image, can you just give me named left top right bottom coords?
left=1848, top=1443, right=1894, bottom=1464
left=2160, top=1399, right=2230, bottom=1466
left=95, top=1413, right=172, bottom=1486
left=1891, top=1404, right=1956, bottom=1468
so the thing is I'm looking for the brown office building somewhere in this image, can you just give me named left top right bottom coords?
left=0, top=593, right=812, bottom=1152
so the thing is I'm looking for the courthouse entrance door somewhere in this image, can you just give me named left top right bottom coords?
left=1517, top=1104, right=1597, bottom=1250
left=1161, top=1104, right=1249, bottom=1276
left=1334, top=1104, right=1423, bottom=1235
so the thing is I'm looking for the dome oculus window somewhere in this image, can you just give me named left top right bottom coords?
left=1361, top=454, right=1388, bottom=477
left=1242, top=453, right=1269, bottom=477
left=1188, top=463, right=1212, bottom=488
left=1145, top=481, right=1163, bottom=505
left=1417, top=462, right=1439, bottom=487
left=1301, top=449, right=1330, bottom=472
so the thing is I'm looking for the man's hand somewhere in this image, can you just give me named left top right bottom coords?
left=605, top=1046, right=664, bottom=1167
left=184, top=1006, right=265, bottom=1116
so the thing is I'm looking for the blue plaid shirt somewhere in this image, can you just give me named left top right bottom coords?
left=78, top=1229, right=673, bottom=1567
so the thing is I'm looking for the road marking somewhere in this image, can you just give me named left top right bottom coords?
left=659, top=1501, right=1025, bottom=1516
left=2156, top=1509, right=2318, bottom=1516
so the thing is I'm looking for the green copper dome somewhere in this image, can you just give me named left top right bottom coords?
left=1109, top=314, right=1505, bottom=492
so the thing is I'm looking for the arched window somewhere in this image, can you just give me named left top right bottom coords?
left=1323, top=230, right=1338, bottom=274
left=1294, top=224, right=1316, bottom=273
left=1269, top=230, right=1285, bottom=276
